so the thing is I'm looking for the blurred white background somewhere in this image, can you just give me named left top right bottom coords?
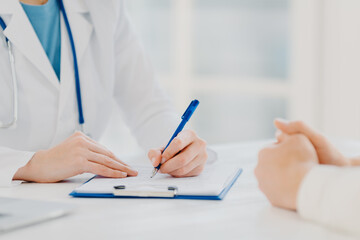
left=100, top=0, right=360, bottom=155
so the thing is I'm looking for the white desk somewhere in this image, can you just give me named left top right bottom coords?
left=1, top=141, right=359, bottom=240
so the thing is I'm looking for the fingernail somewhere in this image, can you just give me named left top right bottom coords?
left=128, top=166, right=138, bottom=174
left=161, top=157, right=166, bottom=164
left=151, top=157, right=155, bottom=165
left=276, top=118, right=289, bottom=125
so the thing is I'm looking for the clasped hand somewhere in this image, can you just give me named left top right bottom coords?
left=255, top=119, right=352, bottom=210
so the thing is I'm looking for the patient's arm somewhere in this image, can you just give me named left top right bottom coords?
left=256, top=132, right=360, bottom=236
left=298, top=165, right=360, bottom=236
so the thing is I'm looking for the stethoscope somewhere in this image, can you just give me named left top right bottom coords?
left=0, top=0, right=86, bottom=132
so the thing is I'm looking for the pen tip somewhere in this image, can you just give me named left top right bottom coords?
left=150, top=169, right=158, bottom=178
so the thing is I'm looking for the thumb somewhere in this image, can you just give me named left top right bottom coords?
left=276, top=131, right=290, bottom=143
left=147, top=148, right=162, bottom=167
left=274, top=118, right=322, bottom=146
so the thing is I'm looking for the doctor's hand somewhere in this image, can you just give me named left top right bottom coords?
left=274, top=119, right=350, bottom=166
left=13, top=132, right=138, bottom=183
left=255, top=134, right=318, bottom=210
left=147, top=129, right=208, bottom=177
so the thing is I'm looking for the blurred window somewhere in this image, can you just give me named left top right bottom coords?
left=101, top=0, right=290, bottom=153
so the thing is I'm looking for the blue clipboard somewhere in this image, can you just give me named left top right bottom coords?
left=69, top=168, right=242, bottom=200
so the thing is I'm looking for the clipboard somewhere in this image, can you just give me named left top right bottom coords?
left=69, top=165, right=242, bottom=200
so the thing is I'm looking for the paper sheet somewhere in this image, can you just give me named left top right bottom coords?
left=74, top=163, right=241, bottom=196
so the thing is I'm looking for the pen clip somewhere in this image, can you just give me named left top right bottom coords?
left=181, top=99, right=199, bottom=121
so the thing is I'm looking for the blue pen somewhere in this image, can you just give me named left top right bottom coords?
left=151, top=99, right=200, bottom=178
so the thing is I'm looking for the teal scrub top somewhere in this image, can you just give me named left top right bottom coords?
left=21, top=0, right=61, bottom=80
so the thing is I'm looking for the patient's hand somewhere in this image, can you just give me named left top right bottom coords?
left=274, top=119, right=350, bottom=166
left=255, top=134, right=318, bottom=210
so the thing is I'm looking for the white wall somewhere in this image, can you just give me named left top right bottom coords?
left=322, top=0, right=360, bottom=139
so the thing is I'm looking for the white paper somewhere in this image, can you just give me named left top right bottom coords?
left=74, top=163, right=241, bottom=196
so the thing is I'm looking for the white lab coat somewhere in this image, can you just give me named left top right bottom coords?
left=0, top=0, right=180, bottom=186
left=297, top=165, right=360, bottom=236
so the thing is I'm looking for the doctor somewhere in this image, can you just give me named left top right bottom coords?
left=0, top=0, right=208, bottom=186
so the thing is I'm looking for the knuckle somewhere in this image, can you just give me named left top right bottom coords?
left=173, top=138, right=183, bottom=148
left=73, top=131, right=84, bottom=137
left=108, top=151, right=115, bottom=159
left=103, top=157, right=113, bottom=166
left=294, top=120, right=305, bottom=129
left=187, top=129, right=196, bottom=137
left=313, top=132, right=325, bottom=142
left=76, top=157, right=87, bottom=168
left=147, top=149, right=155, bottom=159
left=199, top=138, right=207, bottom=148
left=292, top=134, right=307, bottom=142
left=74, top=136, right=86, bottom=147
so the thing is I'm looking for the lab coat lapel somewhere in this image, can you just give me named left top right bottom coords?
left=1, top=1, right=59, bottom=89
left=58, top=0, right=93, bottom=119
left=62, top=0, right=93, bottom=63
left=49, top=15, right=77, bottom=146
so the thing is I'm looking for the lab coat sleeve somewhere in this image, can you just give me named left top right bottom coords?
left=112, top=1, right=179, bottom=150
left=297, top=165, right=360, bottom=236
left=0, top=146, right=34, bottom=187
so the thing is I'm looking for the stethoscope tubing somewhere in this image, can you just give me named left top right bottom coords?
left=0, top=0, right=85, bottom=132
left=59, top=0, right=85, bottom=128
left=0, top=18, right=18, bottom=128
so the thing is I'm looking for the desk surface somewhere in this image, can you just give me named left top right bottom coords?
left=0, top=140, right=359, bottom=240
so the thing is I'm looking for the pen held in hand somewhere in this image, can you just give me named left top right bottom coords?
left=151, top=99, right=200, bottom=178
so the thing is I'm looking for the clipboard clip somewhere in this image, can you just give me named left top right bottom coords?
left=113, top=185, right=178, bottom=198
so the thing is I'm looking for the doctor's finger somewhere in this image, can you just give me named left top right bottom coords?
left=85, top=140, right=129, bottom=167
left=85, top=162, right=128, bottom=178
left=162, top=130, right=196, bottom=162
left=167, top=154, right=204, bottom=177
left=147, top=148, right=163, bottom=167
left=160, top=142, right=201, bottom=173
left=71, top=132, right=126, bottom=166
left=87, top=152, right=138, bottom=176
left=183, top=164, right=205, bottom=177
